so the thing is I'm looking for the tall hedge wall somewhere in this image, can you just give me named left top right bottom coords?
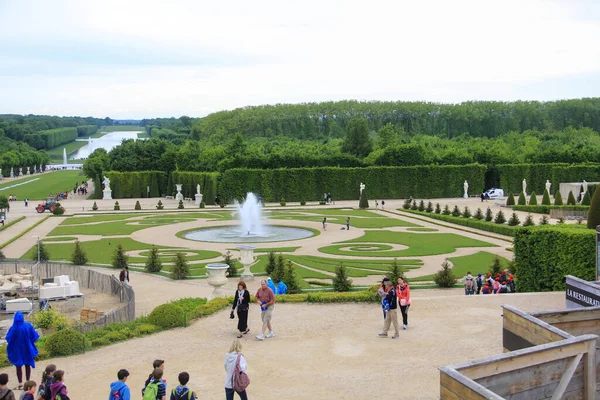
left=497, top=163, right=600, bottom=195
left=219, top=164, right=486, bottom=202
left=171, top=172, right=219, bottom=205
left=39, top=127, right=79, bottom=149
left=514, top=226, right=595, bottom=292
left=105, top=171, right=167, bottom=198
left=76, top=125, right=98, bottom=137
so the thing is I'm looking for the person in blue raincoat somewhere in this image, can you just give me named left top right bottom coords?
left=277, top=280, right=287, bottom=295
left=6, top=312, right=39, bottom=390
left=267, top=277, right=278, bottom=294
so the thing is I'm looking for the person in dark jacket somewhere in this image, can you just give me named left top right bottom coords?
left=49, top=370, right=69, bottom=400
left=378, top=280, right=399, bottom=339
left=6, top=312, right=39, bottom=389
left=232, top=281, right=251, bottom=338
left=0, top=373, right=15, bottom=400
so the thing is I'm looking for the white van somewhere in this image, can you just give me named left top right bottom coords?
left=484, top=188, right=505, bottom=199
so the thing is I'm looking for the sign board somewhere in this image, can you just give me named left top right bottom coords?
left=566, top=275, right=600, bottom=308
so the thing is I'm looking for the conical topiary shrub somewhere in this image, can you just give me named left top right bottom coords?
left=582, top=191, right=591, bottom=206
left=451, top=205, right=461, bottom=217
left=542, top=189, right=551, bottom=205
left=517, top=192, right=526, bottom=205
left=567, top=191, right=577, bottom=205
left=114, top=201, right=120, bottom=211
left=418, top=200, right=425, bottom=211
left=587, top=186, right=600, bottom=229
left=134, top=201, right=141, bottom=210
left=494, top=210, right=506, bottom=224
left=178, top=200, right=184, bottom=209
left=529, top=191, right=537, bottom=206
left=358, top=189, right=369, bottom=209
left=485, top=208, right=493, bottom=222
left=92, top=201, right=98, bottom=211
left=506, top=193, right=515, bottom=206
left=554, top=191, right=563, bottom=206
left=507, top=212, right=520, bottom=226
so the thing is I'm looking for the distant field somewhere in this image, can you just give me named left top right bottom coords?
left=100, top=126, right=145, bottom=132
left=0, top=170, right=85, bottom=200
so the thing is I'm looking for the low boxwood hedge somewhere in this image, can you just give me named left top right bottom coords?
left=512, top=205, right=589, bottom=214
left=401, top=209, right=518, bottom=236
left=45, top=329, right=86, bottom=357
left=148, top=303, right=186, bottom=329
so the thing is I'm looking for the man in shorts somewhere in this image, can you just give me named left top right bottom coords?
left=256, top=279, right=276, bottom=340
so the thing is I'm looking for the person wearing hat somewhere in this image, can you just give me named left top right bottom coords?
left=378, top=280, right=399, bottom=339
left=476, top=273, right=483, bottom=295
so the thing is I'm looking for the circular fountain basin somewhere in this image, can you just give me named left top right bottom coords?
left=182, top=225, right=314, bottom=243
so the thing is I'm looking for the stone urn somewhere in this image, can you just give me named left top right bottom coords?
left=175, top=184, right=184, bottom=201
left=206, top=263, right=229, bottom=298
left=237, top=245, right=256, bottom=280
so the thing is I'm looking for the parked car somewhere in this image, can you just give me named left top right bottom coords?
left=484, top=188, right=505, bottom=199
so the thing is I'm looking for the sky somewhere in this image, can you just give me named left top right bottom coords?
left=0, top=0, right=599, bottom=119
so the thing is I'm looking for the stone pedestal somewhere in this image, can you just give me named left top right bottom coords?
left=195, top=193, right=203, bottom=206
left=175, top=184, right=184, bottom=201
left=237, top=245, right=256, bottom=281
left=102, top=189, right=113, bottom=200
left=206, top=263, right=229, bottom=299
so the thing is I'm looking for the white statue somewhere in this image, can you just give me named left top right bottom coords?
left=196, top=184, right=201, bottom=195
left=522, top=179, right=527, bottom=196
left=360, top=182, right=365, bottom=193
left=102, top=175, right=111, bottom=190
left=102, top=176, right=112, bottom=200
left=463, top=180, right=469, bottom=198
left=19, top=167, right=22, bottom=176
left=545, top=180, right=551, bottom=194
left=583, top=180, right=588, bottom=193
left=10, top=167, right=14, bottom=178
left=194, top=184, right=203, bottom=205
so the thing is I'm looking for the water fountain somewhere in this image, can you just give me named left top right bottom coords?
left=182, top=192, right=314, bottom=243
left=63, top=148, right=67, bottom=165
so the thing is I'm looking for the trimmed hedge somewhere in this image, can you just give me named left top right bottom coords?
left=514, top=226, right=595, bottom=292
left=147, top=303, right=186, bottom=329
left=512, top=205, right=589, bottom=214
left=220, top=164, right=486, bottom=202
left=45, top=329, right=86, bottom=356
left=39, top=127, right=78, bottom=149
left=497, top=163, right=600, bottom=195
left=76, top=125, right=98, bottom=137
left=105, top=171, right=167, bottom=199
left=402, top=209, right=518, bottom=236
left=171, top=171, right=219, bottom=205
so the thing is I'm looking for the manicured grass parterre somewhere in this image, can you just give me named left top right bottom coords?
left=267, top=210, right=418, bottom=228
left=319, top=230, right=495, bottom=257
left=0, top=170, right=85, bottom=201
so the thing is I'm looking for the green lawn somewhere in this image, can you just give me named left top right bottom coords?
left=406, top=227, right=438, bottom=232
left=411, top=251, right=509, bottom=282
left=41, top=237, right=78, bottom=242
left=128, top=249, right=220, bottom=264
left=0, top=170, right=85, bottom=200
left=319, top=230, right=496, bottom=257
left=48, top=217, right=199, bottom=236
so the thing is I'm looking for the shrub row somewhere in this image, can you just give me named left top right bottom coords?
left=39, top=127, right=79, bottom=149
left=220, top=164, right=487, bottom=202
left=497, top=163, right=600, bottom=195
left=512, top=205, right=589, bottom=214
left=402, top=209, right=518, bottom=236
left=513, top=226, right=595, bottom=292
left=171, top=171, right=219, bottom=204
left=76, top=125, right=98, bottom=137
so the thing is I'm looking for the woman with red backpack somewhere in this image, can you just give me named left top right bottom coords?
left=224, top=339, right=249, bottom=400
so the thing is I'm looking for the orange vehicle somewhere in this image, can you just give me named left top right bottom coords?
left=36, top=197, right=58, bottom=213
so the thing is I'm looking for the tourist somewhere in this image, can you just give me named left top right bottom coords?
left=486, top=273, right=494, bottom=288
left=6, top=312, right=39, bottom=390
left=143, top=360, right=166, bottom=396
left=142, top=369, right=166, bottom=400
left=381, top=200, right=385, bottom=210
left=476, top=273, right=483, bottom=295
left=480, top=191, right=485, bottom=202
left=109, top=369, right=130, bottom=400
left=346, top=217, right=350, bottom=230
left=378, top=277, right=391, bottom=319
left=498, top=281, right=509, bottom=294
left=119, top=266, right=130, bottom=284
left=255, top=279, right=275, bottom=340
left=481, top=283, right=492, bottom=294
left=24, top=198, right=28, bottom=207
left=375, top=200, right=379, bottom=210
left=277, top=279, right=287, bottom=295
left=38, top=364, right=56, bottom=400
left=463, top=272, right=475, bottom=295
left=0, top=374, right=15, bottom=400
left=508, top=276, right=516, bottom=293
left=49, top=370, right=69, bottom=400
left=170, top=372, right=197, bottom=400
left=492, top=278, right=500, bottom=294
left=500, top=269, right=508, bottom=283
left=378, top=280, right=399, bottom=338
left=231, top=281, right=251, bottom=338
left=322, top=217, right=327, bottom=231
left=397, top=278, right=411, bottom=330
left=266, top=278, right=277, bottom=294
left=21, top=380, right=36, bottom=400
left=224, top=339, right=248, bottom=400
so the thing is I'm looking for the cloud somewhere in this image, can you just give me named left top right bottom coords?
left=0, top=0, right=599, bottom=118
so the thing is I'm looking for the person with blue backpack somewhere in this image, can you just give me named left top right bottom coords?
left=108, top=369, right=130, bottom=400
left=266, top=278, right=277, bottom=295
left=276, top=280, right=287, bottom=295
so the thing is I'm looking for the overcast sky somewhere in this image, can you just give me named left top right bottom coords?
left=1, top=0, right=599, bottom=119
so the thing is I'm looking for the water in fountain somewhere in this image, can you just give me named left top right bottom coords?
left=235, top=192, right=265, bottom=236
left=63, top=148, right=67, bottom=165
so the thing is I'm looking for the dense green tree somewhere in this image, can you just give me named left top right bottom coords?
left=587, top=186, right=600, bottom=229
left=112, top=244, right=128, bottom=269
left=265, top=252, right=276, bottom=276
left=171, top=252, right=189, bottom=280
left=341, top=117, right=373, bottom=157
left=508, top=212, right=520, bottom=226
left=388, top=258, right=406, bottom=284
left=283, top=260, right=301, bottom=294
left=332, top=264, right=352, bottom=292
left=145, top=246, right=163, bottom=273
left=272, top=255, right=286, bottom=283
left=494, top=210, right=506, bottom=224
left=223, top=251, right=237, bottom=277
left=71, top=241, right=88, bottom=265
left=489, top=256, right=503, bottom=276
left=376, top=123, right=398, bottom=149
left=434, top=259, right=456, bottom=288
left=0, top=195, right=8, bottom=211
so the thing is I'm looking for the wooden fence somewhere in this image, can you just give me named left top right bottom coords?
left=0, top=261, right=135, bottom=332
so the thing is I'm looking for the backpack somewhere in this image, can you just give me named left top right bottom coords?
left=39, top=380, right=51, bottom=400
left=233, top=354, right=250, bottom=392
left=171, top=388, right=193, bottom=400
left=465, top=277, right=474, bottom=289
left=142, top=382, right=159, bottom=400
left=111, top=387, right=123, bottom=400
left=0, top=390, right=12, bottom=400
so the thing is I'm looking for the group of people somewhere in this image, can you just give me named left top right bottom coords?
left=72, top=181, right=88, bottom=197
left=322, top=193, right=333, bottom=204
left=231, top=279, right=277, bottom=342
left=374, top=200, right=385, bottom=210
left=377, top=277, right=411, bottom=338
left=462, top=270, right=516, bottom=295
left=321, top=217, right=351, bottom=231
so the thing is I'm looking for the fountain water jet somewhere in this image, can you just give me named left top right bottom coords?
left=235, top=193, right=264, bottom=236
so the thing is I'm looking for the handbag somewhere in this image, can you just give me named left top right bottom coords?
left=233, top=354, right=250, bottom=392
